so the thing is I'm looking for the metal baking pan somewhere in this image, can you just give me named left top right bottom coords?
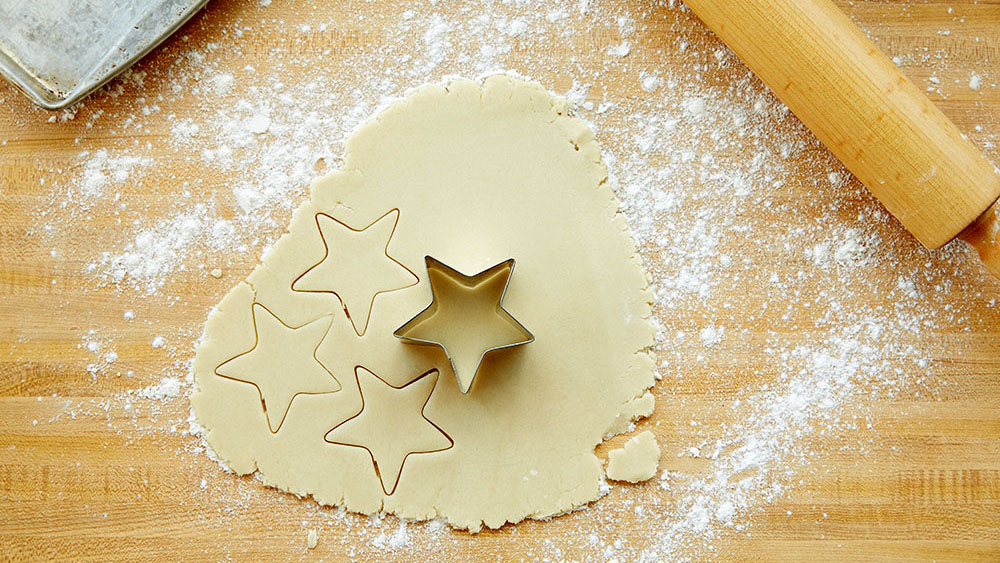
left=0, top=0, right=208, bottom=110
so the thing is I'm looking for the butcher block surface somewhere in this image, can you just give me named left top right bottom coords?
left=2, top=1, right=1000, bottom=561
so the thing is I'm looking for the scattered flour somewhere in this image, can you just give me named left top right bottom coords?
left=16, top=0, right=998, bottom=561
left=212, top=73, right=235, bottom=96
left=77, top=149, right=152, bottom=199
left=681, top=96, right=707, bottom=119
left=970, top=71, right=982, bottom=90
left=138, top=377, right=183, bottom=400
left=371, top=522, right=411, bottom=550
left=610, top=41, right=632, bottom=57
left=699, top=326, right=723, bottom=348
left=641, top=73, right=663, bottom=93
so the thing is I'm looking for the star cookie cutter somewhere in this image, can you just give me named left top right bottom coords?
left=394, top=256, right=534, bottom=394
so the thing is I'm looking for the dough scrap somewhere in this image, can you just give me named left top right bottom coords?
left=191, top=76, right=657, bottom=531
left=306, top=529, right=318, bottom=549
left=606, top=430, right=661, bottom=483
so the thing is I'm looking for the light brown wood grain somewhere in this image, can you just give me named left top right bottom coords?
left=2, top=0, right=1000, bottom=561
left=684, top=0, right=1000, bottom=249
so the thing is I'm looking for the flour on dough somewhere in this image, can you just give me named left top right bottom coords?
left=191, top=75, right=657, bottom=531
left=606, top=430, right=661, bottom=483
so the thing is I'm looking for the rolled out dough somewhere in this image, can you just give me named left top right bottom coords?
left=191, top=75, right=657, bottom=531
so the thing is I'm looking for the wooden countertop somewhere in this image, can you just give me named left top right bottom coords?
left=2, top=0, right=999, bottom=560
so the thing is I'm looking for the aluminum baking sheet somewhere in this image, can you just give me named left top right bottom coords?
left=0, top=0, right=207, bottom=110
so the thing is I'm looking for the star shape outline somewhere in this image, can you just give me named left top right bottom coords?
left=393, top=256, right=534, bottom=394
left=291, top=208, right=418, bottom=336
left=325, top=366, right=453, bottom=495
left=215, top=303, right=338, bottom=434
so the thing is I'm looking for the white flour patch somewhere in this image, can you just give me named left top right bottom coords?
left=138, top=377, right=183, bottom=400
left=641, top=73, right=663, bottom=93
left=76, top=149, right=152, bottom=199
left=699, top=326, right=723, bottom=348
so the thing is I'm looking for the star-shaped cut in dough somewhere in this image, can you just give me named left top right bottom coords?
left=216, top=304, right=338, bottom=433
left=325, top=367, right=452, bottom=495
left=292, top=209, right=417, bottom=336
left=394, top=257, right=534, bottom=394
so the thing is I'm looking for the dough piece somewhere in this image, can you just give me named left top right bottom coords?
left=306, top=529, right=318, bottom=549
left=191, top=76, right=657, bottom=531
left=606, top=431, right=661, bottom=483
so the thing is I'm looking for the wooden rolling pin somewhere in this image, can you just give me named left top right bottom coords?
left=683, top=0, right=1000, bottom=276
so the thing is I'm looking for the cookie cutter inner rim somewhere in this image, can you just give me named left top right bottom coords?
left=394, top=256, right=534, bottom=394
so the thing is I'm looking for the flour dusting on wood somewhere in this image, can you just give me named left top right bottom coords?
left=6, top=0, right=1000, bottom=561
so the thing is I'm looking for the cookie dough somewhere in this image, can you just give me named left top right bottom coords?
left=191, top=75, right=656, bottom=531
left=606, top=430, right=661, bottom=483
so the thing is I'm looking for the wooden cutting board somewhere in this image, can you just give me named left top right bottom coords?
left=2, top=0, right=999, bottom=560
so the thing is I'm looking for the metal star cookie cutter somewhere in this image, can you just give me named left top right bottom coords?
left=393, top=256, right=534, bottom=394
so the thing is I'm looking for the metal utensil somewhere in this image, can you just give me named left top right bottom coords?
left=0, top=0, right=207, bottom=110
